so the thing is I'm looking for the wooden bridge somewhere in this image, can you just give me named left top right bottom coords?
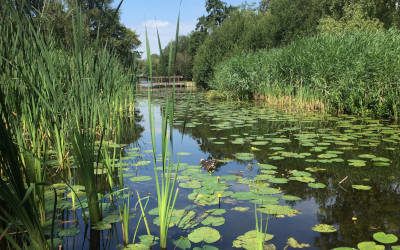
left=138, top=76, right=188, bottom=88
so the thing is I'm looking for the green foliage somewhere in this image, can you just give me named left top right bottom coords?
left=213, top=29, right=400, bottom=119
left=193, top=10, right=273, bottom=88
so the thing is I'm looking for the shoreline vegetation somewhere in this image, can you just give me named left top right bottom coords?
left=180, top=1, right=400, bottom=120
left=210, top=28, right=400, bottom=119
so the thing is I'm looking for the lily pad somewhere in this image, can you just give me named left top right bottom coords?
left=234, top=152, right=254, bottom=161
left=188, top=227, right=221, bottom=243
left=308, top=182, right=326, bottom=189
left=232, top=206, right=250, bottom=212
left=134, top=160, right=151, bottom=167
left=257, top=205, right=299, bottom=217
left=173, top=237, right=191, bottom=249
left=312, top=224, right=337, bottom=233
left=373, top=232, right=398, bottom=244
left=357, top=241, right=384, bottom=250
left=129, top=176, right=152, bottom=182
left=286, top=237, right=310, bottom=248
left=179, top=181, right=202, bottom=189
left=348, top=159, right=367, bottom=167
left=201, top=216, right=225, bottom=226
left=352, top=185, right=372, bottom=191
left=232, top=230, right=274, bottom=249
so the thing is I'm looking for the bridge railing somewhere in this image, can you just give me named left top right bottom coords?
left=138, top=75, right=185, bottom=88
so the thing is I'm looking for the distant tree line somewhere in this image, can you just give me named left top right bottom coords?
left=21, top=0, right=141, bottom=67
left=144, top=0, right=400, bottom=85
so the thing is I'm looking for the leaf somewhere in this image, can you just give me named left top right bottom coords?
left=232, top=230, right=274, bottom=249
left=286, top=237, right=310, bottom=248
left=257, top=205, right=299, bottom=217
left=134, top=160, right=151, bottom=167
left=173, top=237, right=191, bottom=249
left=373, top=232, right=398, bottom=244
left=188, top=227, right=221, bottom=243
left=311, top=224, right=337, bottom=233
left=129, top=176, right=152, bottom=182
left=201, top=216, right=225, bottom=226
left=234, top=152, right=254, bottom=161
left=308, top=182, right=326, bottom=189
left=357, top=241, right=384, bottom=250
left=232, top=206, right=250, bottom=212
left=352, top=185, right=372, bottom=191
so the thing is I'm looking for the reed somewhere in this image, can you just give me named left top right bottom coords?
left=0, top=1, right=136, bottom=248
left=212, top=29, right=400, bottom=119
left=145, top=12, right=181, bottom=249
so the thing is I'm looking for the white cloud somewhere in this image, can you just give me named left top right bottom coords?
left=130, top=20, right=196, bottom=58
left=141, top=20, right=170, bottom=29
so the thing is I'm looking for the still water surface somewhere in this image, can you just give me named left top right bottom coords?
left=68, top=90, right=400, bottom=249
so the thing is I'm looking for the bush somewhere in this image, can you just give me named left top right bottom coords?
left=193, top=11, right=274, bottom=88
left=212, top=29, right=400, bottom=119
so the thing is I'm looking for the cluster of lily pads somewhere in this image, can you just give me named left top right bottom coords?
left=125, top=93, right=400, bottom=249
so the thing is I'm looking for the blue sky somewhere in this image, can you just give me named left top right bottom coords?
left=116, top=0, right=252, bottom=55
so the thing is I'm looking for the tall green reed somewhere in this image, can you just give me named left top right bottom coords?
left=145, top=11, right=181, bottom=249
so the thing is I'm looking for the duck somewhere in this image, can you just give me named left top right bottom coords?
left=200, top=158, right=218, bottom=173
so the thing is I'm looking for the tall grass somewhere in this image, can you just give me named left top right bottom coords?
left=212, top=29, right=400, bottom=119
left=0, top=1, right=137, bottom=248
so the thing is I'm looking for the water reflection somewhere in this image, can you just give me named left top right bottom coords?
left=139, top=90, right=400, bottom=249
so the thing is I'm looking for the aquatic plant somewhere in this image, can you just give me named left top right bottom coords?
left=145, top=11, right=181, bottom=249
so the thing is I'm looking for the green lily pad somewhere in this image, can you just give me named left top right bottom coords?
left=232, top=230, right=274, bottom=249
left=282, top=195, right=302, bottom=201
left=312, top=224, right=337, bottom=233
left=352, top=185, right=372, bottom=191
left=206, top=209, right=226, bottom=216
left=348, top=159, right=367, bottom=167
left=286, top=237, right=310, bottom=248
left=201, top=216, right=225, bottom=226
left=173, top=237, right=191, bottom=249
left=308, top=182, right=326, bottom=189
left=357, top=241, right=384, bottom=250
left=177, top=152, right=192, bottom=156
left=188, top=227, right=221, bottom=243
left=257, top=205, right=299, bottom=217
left=234, top=152, right=254, bottom=161
left=134, top=160, right=151, bottom=167
left=232, top=206, right=250, bottom=212
left=179, top=181, right=202, bottom=189
left=129, top=176, right=152, bottom=182
left=358, top=154, right=376, bottom=159
left=373, top=232, right=398, bottom=244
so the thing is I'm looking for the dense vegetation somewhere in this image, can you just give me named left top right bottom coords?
left=25, top=0, right=141, bottom=66
left=211, top=5, right=400, bottom=119
left=0, top=2, right=137, bottom=249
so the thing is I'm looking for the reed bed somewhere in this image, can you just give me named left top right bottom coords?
left=0, top=2, right=139, bottom=248
left=212, top=29, right=400, bottom=119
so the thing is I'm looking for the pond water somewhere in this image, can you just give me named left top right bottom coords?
left=65, top=90, right=400, bottom=249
